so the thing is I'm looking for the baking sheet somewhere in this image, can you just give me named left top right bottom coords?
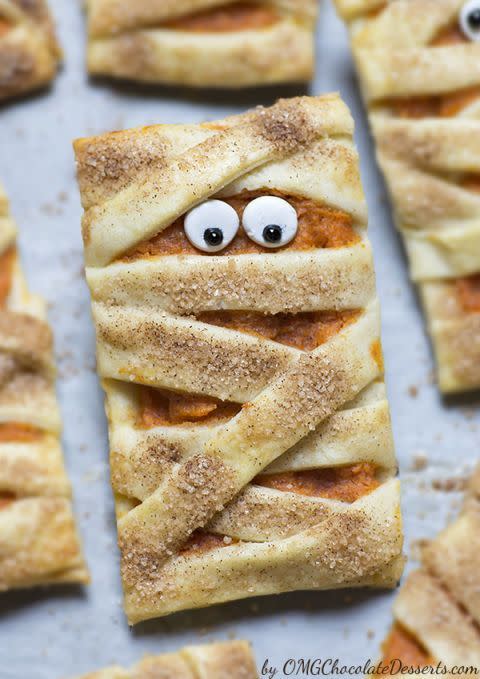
left=1, top=1, right=479, bottom=677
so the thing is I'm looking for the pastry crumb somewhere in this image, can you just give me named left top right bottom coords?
left=410, top=452, right=428, bottom=471
left=431, top=476, right=468, bottom=493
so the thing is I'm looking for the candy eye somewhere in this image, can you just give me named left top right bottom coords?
left=460, top=0, right=480, bottom=41
left=184, top=200, right=240, bottom=253
left=242, top=196, right=298, bottom=249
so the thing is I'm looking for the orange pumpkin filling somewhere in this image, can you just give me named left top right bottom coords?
left=0, top=18, right=11, bottom=38
left=0, top=246, right=14, bottom=308
left=370, top=338, right=384, bottom=371
left=0, top=422, right=44, bottom=443
left=432, top=23, right=469, bottom=47
left=164, top=2, right=279, bottom=33
left=0, top=493, right=15, bottom=510
left=381, top=623, right=433, bottom=668
left=196, top=309, right=360, bottom=352
left=456, top=274, right=480, bottom=313
left=121, top=191, right=359, bottom=260
left=255, top=462, right=380, bottom=503
left=138, top=387, right=242, bottom=428
left=384, top=86, right=480, bottom=119
left=383, top=25, right=480, bottom=119
left=461, top=175, right=480, bottom=194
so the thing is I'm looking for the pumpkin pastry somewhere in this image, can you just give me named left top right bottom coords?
left=333, top=0, right=480, bottom=393
left=71, top=640, right=258, bottom=678
left=85, top=0, right=317, bottom=88
left=378, top=466, right=480, bottom=671
left=0, top=0, right=61, bottom=102
left=0, top=183, right=88, bottom=591
left=74, top=93, right=403, bottom=624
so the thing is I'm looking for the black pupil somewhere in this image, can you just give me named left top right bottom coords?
left=468, top=9, right=480, bottom=28
left=203, top=227, right=223, bottom=246
left=263, top=224, right=282, bottom=244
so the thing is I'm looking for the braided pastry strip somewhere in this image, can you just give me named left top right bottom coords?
left=86, top=0, right=317, bottom=87
left=0, top=183, right=88, bottom=591
left=334, top=0, right=480, bottom=393
left=71, top=640, right=258, bottom=679
left=377, top=467, right=480, bottom=669
left=75, top=94, right=403, bottom=624
left=0, top=0, right=60, bottom=101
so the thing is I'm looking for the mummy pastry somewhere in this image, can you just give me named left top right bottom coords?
left=0, top=183, right=88, bottom=591
left=74, top=94, right=403, bottom=624
left=0, top=0, right=60, bottom=101
left=334, top=0, right=480, bottom=393
left=71, top=640, right=258, bottom=679
left=378, top=465, right=480, bottom=669
left=85, top=0, right=318, bottom=88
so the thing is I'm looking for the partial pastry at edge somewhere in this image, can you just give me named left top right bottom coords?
left=74, top=93, right=403, bottom=624
left=0, top=183, right=88, bottom=591
left=333, top=0, right=480, bottom=393
left=85, top=0, right=317, bottom=88
left=0, top=0, right=61, bottom=102
left=378, top=466, right=480, bottom=669
left=70, top=640, right=258, bottom=679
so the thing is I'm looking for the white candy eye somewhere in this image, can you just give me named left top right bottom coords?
left=242, top=196, right=298, bottom=249
left=184, top=200, right=240, bottom=253
left=460, top=0, right=480, bottom=41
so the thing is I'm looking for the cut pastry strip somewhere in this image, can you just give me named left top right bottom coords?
left=85, top=0, right=318, bottom=88
left=0, top=182, right=88, bottom=591
left=0, top=0, right=61, bottom=102
left=375, top=466, right=480, bottom=670
left=334, top=0, right=480, bottom=392
left=70, top=640, right=258, bottom=679
left=74, top=94, right=403, bottom=623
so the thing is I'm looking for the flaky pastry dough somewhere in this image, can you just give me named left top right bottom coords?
left=0, top=0, right=61, bottom=101
left=71, top=640, right=258, bottom=679
left=0, top=182, right=88, bottom=591
left=74, top=94, right=403, bottom=624
left=377, top=466, right=480, bottom=670
left=86, top=0, right=317, bottom=88
left=334, top=0, right=480, bottom=393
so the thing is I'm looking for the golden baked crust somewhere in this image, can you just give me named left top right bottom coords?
left=0, top=183, right=88, bottom=591
left=0, top=0, right=61, bottom=101
left=85, top=0, right=317, bottom=88
left=378, top=467, right=480, bottom=668
left=72, top=640, right=258, bottom=679
left=74, top=94, right=403, bottom=624
left=334, top=0, right=480, bottom=393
